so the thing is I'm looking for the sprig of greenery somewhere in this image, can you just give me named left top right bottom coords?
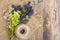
left=8, top=3, right=33, bottom=40
left=8, top=8, right=21, bottom=40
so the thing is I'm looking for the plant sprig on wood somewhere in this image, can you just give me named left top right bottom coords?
left=8, top=1, right=34, bottom=40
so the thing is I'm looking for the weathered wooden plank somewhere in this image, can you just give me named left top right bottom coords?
left=0, top=0, right=60, bottom=40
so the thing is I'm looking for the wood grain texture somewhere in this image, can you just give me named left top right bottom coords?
left=0, top=0, right=59, bottom=40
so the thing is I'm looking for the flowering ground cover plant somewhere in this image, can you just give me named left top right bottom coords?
left=8, top=1, right=34, bottom=40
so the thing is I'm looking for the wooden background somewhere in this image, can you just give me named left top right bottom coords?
left=0, top=0, right=60, bottom=40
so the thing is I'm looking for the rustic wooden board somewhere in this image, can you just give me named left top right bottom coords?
left=0, top=0, right=59, bottom=40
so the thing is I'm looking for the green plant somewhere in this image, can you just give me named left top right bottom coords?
left=8, top=1, right=34, bottom=40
